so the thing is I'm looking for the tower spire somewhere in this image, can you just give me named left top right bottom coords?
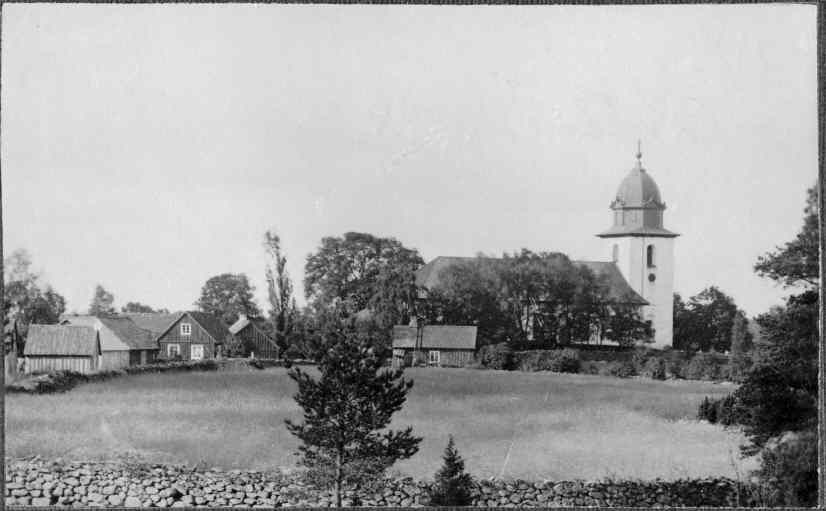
left=635, top=140, right=643, bottom=170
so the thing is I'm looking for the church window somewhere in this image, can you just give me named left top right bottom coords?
left=646, top=245, right=655, bottom=267
left=612, top=244, right=619, bottom=262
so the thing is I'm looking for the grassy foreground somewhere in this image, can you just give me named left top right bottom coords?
left=5, top=367, right=755, bottom=481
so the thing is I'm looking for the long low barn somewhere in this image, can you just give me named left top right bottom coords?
left=24, top=324, right=102, bottom=374
left=392, top=325, right=478, bottom=368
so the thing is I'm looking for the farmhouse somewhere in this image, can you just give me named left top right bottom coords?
left=416, top=148, right=678, bottom=348
left=59, top=315, right=159, bottom=369
left=152, top=311, right=233, bottom=361
left=23, top=324, right=102, bottom=374
left=229, top=315, right=279, bottom=359
left=392, top=324, right=477, bottom=368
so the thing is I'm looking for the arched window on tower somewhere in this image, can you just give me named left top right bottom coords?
left=646, top=244, right=655, bottom=268
left=612, top=244, right=619, bottom=262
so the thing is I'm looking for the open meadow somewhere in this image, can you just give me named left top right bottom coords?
left=5, top=367, right=756, bottom=481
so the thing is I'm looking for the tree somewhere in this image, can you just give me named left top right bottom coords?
left=304, top=232, right=423, bottom=327
left=672, top=286, right=742, bottom=352
left=724, top=185, right=818, bottom=506
left=121, top=301, right=168, bottom=313
left=754, top=186, right=818, bottom=288
left=285, top=318, right=421, bottom=506
left=264, top=229, right=296, bottom=353
left=194, top=273, right=261, bottom=326
left=429, top=436, right=474, bottom=506
left=89, top=284, right=115, bottom=315
left=4, top=250, right=66, bottom=339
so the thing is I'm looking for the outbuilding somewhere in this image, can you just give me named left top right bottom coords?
left=24, top=324, right=102, bottom=374
left=228, top=315, right=279, bottom=359
left=391, top=325, right=477, bottom=368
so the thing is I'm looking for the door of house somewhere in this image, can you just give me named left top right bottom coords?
left=191, top=344, right=204, bottom=361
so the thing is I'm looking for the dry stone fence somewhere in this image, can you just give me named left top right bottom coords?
left=6, top=458, right=749, bottom=508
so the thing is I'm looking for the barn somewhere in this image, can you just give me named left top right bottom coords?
left=229, top=315, right=279, bottom=359
left=59, top=315, right=158, bottom=369
left=392, top=325, right=478, bottom=368
left=23, top=324, right=102, bottom=374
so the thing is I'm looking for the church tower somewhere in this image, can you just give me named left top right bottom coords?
left=597, top=144, right=678, bottom=348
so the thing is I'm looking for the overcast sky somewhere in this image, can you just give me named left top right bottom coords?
left=2, top=4, right=816, bottom=317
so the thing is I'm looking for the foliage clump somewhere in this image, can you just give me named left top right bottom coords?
left=429, top=436, right=474, bottom=506
left=516, top=349, right=580, bottom=373
left=475, top=343, right=514, bottom=370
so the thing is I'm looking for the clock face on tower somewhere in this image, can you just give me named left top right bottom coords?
left=648, top=273, right=656, bottom=282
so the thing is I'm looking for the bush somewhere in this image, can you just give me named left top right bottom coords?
left=476, top=343, right=514, bottom=370
left=683, top=352, right=727, bottom=381
left=580, top=360, right=602, bottom=375
left=697, top=396, right=718, bottom=423
left=641, top=357, right=667, bottom=380
left=753, top=429, right=817, bottom=507
left=429, top=436, right=474, bottom=506
left=516, top=349, right=580, bottom=373
left=599, top=360, right=637, bottom=378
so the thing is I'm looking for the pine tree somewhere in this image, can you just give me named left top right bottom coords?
left=429, top=436, right=474, bottom=506
left=284, top=320, right=421, bottom=506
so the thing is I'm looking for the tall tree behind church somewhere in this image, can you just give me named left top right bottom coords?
left=304, top=232, right=423, bottom=329
left=195, top=273, right=261, bottom=326
left=4, top=249, right=66, bottom=337
left=264, top=229, right=296, bottom=352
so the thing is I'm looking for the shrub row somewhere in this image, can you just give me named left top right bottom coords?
left=474, top=344, right=732, bottom=382
left=5, top=358, right=310, bottom=395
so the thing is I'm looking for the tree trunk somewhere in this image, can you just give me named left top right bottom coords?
left=334, top=449, right=342, bottom=507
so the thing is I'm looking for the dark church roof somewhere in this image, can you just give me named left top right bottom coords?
left=415, top=256, right=647, bottom=306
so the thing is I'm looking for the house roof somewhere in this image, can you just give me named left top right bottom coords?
left=228, top=315, right=272, bottom=335
left=122, top=312, right=184, bottom=336
left=181, top=311, right=232, bottom=342
left=97, top=316, right=157, bottom=350
left=392, top=325, right=478, bottom=350
left=59, top=314, right=158, bottom=351
left=415, top=256, right=647, bottom=306
left=24, top=324, right=100, bottom=357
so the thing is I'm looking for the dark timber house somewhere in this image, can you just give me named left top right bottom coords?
left=392, top=325, right=477, bottom=368
left=152, top=311, right=233, bottom=361
left=228, top=315, right=279, bottom=359
left=24, top=324, right=102, bottom=374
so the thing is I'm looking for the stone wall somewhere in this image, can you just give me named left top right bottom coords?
left=5, top=458, right=752, bottom=508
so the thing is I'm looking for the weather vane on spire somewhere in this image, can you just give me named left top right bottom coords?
left=636, top=140, right=642, bottom=161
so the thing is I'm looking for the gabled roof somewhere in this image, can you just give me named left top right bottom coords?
left=392, top=325, right=478, bottom=350
left=122, top=312, right=184, bottom=336
left=158, top=311, right=231, bottom=343
left=415, top=256, right=647, bottom=306
left=25, top=324, right=101, bottom=357
left=228, top=315, right=272, bottom=336
left=97, top=316, right=157, bottom=350
left=59, top=314, right=158, bottom=351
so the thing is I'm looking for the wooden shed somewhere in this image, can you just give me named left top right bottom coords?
left=24, top=324, right=101, bottom=374
left=59, top=315, right=158, bottom=369
left=392, top=325, right=478, bottom=368
left=228, top=315, right=279, bottom=359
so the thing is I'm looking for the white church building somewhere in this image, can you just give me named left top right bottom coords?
left=596, top=147, right=679, bottom=348
left=414, top=147, right=678, bottom=348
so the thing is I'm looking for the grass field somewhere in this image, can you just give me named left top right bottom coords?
left=5, top=367, right=756, bottom=481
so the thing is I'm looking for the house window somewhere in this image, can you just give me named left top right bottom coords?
left=428, top=350, right=440, bottom=366
left=167, top=344, right=181, bottom=358
left=180, top=323, right=192, bottom=336
left=646, top=245, right=655, bottom=267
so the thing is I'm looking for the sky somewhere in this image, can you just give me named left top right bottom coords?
left=2, top=3, right=817, bottom=318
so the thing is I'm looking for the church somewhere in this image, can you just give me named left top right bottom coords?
left=414, top=147, right=678, bottom=349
